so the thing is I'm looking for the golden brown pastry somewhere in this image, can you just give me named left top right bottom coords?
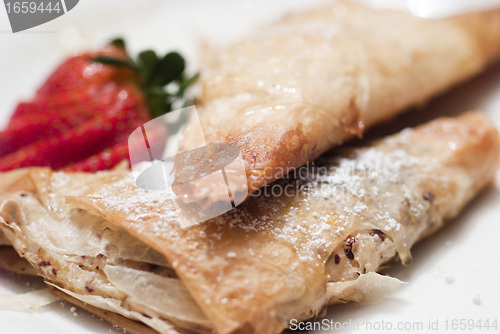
left=191, top=1, right=500, bottom=199
left=0, top=112, right=498, bottom=333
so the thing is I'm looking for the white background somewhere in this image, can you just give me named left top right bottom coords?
left=0, top=1, right=500, bottom=333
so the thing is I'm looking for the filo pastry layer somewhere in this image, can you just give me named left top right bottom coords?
left=189, top=1, right=500, bottom=199
left=0, top=112, right=499, bottom=333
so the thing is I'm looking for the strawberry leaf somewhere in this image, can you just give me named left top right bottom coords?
left=147, top=52, right=185, bottom=87
left=110, top=37, right=126, bottom=50
left=137, top=50, right=158, bottom=86
left=146, top=88, right=170, bottom=119
left=90, top=56, right=137, bottom=69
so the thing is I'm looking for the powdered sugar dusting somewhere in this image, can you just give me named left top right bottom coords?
left=84, top=171, right=179, bottom=235
left=75, top=133, right=437, bottom=265
left=200, top=139, right=435, bottom=262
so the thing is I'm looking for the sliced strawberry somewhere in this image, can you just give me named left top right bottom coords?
left=11, top=101, right=94, bottom=126
left=0, top=119, right=130, bottom=171
left=66, top=120, right=167, bottom=172
left=12, top=87, right=103, bottom=121
left=0, top=90, right=146, bottom=171
left=65, top=141, right=129, bottom=172
left=0, top=116, right=77, bottom=157
left=10, top=84, right=135, bottom=125
left=1, top=85, right=148, bottom=160
left=12, top=97, right=85, bottom=120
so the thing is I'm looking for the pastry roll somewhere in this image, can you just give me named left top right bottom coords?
left=0, top=112, right=498, bottom=333
left=191, top=1, right=500, bottom=198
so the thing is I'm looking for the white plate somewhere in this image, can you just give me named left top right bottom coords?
left=1, top=1, right=500, bottom=333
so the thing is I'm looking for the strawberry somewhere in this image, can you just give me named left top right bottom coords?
left=65, top=141, right=130, bottom=172
left=0, top=38, right=197, bottom=172
left=1, top=84, right=146, bottom=158
left=12, top=98, right=84, bottom=121
left=34, top=44, right=135, bottom=99
left=10, top=83, right=119, bottom=122
left=66, top=120, right=167, bottom=172
left=0, top=115, right=76, bottom=157
left=0, top=87, right=148, bottom=170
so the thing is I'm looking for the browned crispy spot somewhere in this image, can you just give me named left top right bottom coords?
left=340, top=97, right=364, bottom=137
left=226, top=125, right=309, bottom=194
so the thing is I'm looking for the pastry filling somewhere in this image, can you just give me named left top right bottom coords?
left=0, top=192, right=210, bottom=333
left=326, top=229, right=396, bottom=282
